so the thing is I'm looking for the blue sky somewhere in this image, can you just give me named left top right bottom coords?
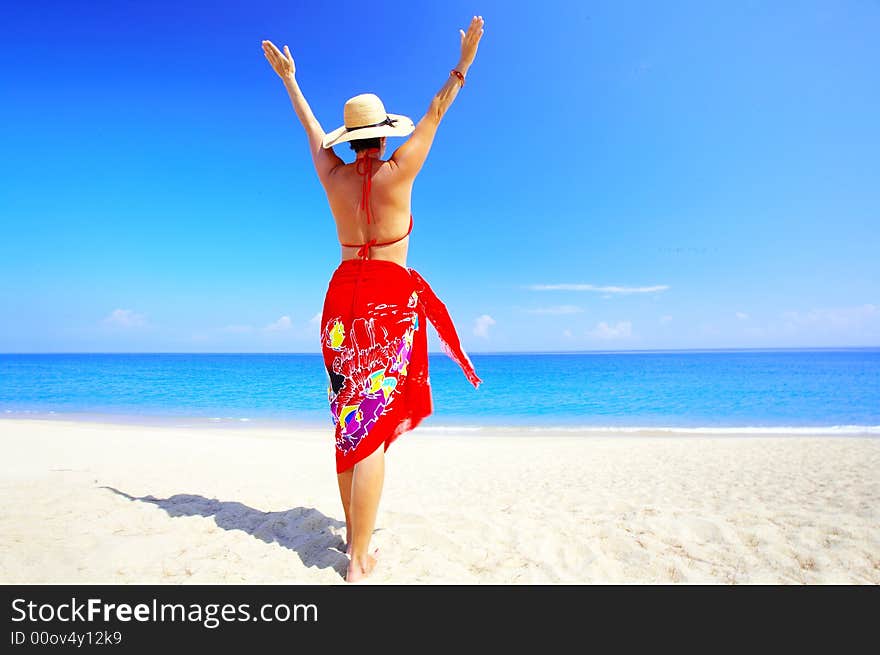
left=1, top=0, right=878, bottom=353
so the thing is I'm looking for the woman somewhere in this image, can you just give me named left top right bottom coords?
left=263, top=16, right=485, bottom=582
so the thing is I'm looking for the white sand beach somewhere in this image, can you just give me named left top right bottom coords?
left=0, top=418, right=877, bottom=584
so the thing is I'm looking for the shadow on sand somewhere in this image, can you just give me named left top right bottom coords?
left=100, top=486, right=348, bottom=579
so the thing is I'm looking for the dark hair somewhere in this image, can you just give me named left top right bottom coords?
left=348, top=137, right=382, bottom=152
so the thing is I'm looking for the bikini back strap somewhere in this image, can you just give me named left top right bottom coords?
left=341, top=214, right=414, bottom=260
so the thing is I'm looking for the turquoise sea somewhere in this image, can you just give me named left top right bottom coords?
left=1, top=349, right=878, bottom=434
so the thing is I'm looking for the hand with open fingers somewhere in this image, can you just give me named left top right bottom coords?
left=262, top=40, right=296, bottom=80
left=459, top=15, right=484, bottom=66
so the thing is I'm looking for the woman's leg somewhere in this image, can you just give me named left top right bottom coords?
left=346, top=444, right=385, bottom=582
left=336, top=468, right=353, bottom=552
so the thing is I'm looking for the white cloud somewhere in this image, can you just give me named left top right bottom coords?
left=735, top=312, right=749, bottom=321
left=659, top=315, right=673, bottom=324
left=699, top=322, right=721, bottom=335
left=728, top=303, right=880, bottom=344
left=780, top=303, right=878, bottom=330
left=103, top=308, right=146, bottom=328
left=525, top=283, right=669, bottom=294
left=264, top=315, right=293, bottom=332
left=562, top=329, right=573, bottom=338
left=222, top=324, right=254, bottom=334
left=588, top=320, right=632, bottom=340
left=473, top=314, right=496, bottom=338
left=524, top=305, right=584, bottom=315
left=634, top=59, right=652, bottom=76
left=219, top=311, right=321, bottom=338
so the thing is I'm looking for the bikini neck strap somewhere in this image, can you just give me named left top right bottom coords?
left=354, top=147, right=381, bottom=225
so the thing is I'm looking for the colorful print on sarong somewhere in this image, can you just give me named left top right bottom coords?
left=324, top=291, right=420, bottom=456
left=321, top=259, right=481, bottom=473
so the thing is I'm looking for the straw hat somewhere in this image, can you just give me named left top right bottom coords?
left=322, top=93, right=415, bottom=149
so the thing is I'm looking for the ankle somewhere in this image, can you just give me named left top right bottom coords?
left=349, top=549, right=374, bottom=568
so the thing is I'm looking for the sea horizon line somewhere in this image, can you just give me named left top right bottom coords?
left=2, top=345, right=879, bottom=356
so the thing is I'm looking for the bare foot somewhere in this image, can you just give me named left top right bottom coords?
left=345, top=549, right=379, bottom=583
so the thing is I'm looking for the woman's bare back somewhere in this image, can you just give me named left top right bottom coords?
left=324, top=152, right=415, bottom=267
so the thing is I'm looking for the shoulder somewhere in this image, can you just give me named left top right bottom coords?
left=314, top=144, right=346, bottom=185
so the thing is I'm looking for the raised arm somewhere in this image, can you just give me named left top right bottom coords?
left=390, top=16, right=484, bottom=179
left=262, top=40, right=343, bottom=182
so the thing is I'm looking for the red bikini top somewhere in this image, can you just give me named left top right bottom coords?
left=339, top=146, right=413, bottom=260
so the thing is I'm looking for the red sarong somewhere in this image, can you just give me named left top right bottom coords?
left=320, top=258, right=481, bottom=473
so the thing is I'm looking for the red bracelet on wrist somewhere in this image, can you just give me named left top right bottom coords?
left=450, top=69, right=465, bottom=87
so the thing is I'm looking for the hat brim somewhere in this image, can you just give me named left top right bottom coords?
left=322, top=113, right=415, bottom=149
